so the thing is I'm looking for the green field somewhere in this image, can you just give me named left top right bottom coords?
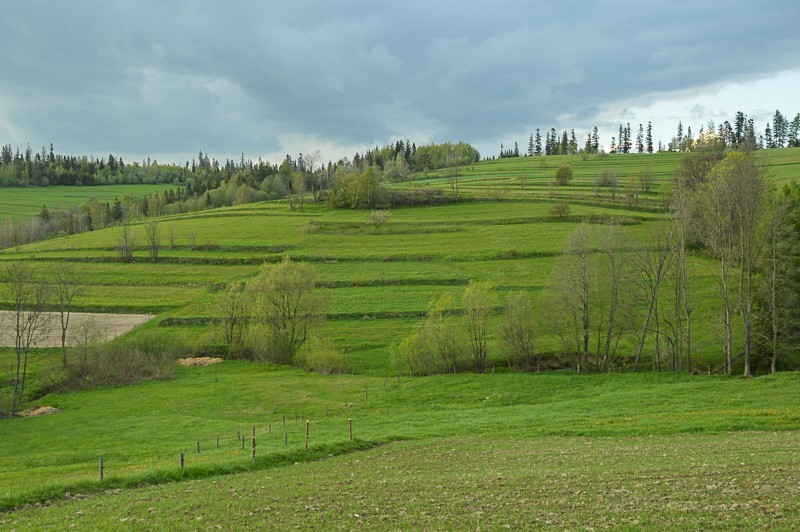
left=1, top=365, right=799, bottom=528
left=2, top=148, right=800, bottom=527
left=0, top=184, right=177, bottom=219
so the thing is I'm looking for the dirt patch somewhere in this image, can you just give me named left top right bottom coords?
left=19, top=405, right=59, bottom=417
left=177, top=357, right=224, bottom=367
left=0, top=312, right=153, bottom=348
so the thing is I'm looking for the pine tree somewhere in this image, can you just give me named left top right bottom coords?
left=624, top=123, right=632, bottom=153
left=111, top=199, right=124, bottom=221
left=765, top=123, right=774, bottom=149
left=534, top=129, right=542, bottom=156
left=636, top=124, right=644, bottom=153
left=646, top=122, right=653, bottom=154
left=528, top=134, right=534, bottom=156
left=773, top=110, right=787, bottom=148
left=592, top=127, right=599, bottom=153
left=789, top=114, right=800, bottom=147
left=734, top=111, right=745, bottom=145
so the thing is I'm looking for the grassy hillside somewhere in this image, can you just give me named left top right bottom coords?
left=1, top=148, right=800, bottom=527
left=0, top=184, right=176, bottom=220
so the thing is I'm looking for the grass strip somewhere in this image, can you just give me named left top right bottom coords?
left=0, top=437, right=399, bottom=513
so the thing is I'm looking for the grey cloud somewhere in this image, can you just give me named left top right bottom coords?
left=1, top=0, right=798, bottom=162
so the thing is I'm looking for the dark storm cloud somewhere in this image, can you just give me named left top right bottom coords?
left=1, top=0, right=798, bottom=161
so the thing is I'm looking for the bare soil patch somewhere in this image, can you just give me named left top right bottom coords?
left=177, top=357, right=224, bottom=367
left=18, top=405, right=59, bottom=417
left=0, top=312, right=153, bottom=348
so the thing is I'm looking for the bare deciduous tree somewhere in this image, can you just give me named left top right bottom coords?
left=144, top=222, right=161, bottom=263
left=118, top=224, right=135, bottom=263
left=499, top=292, right=536, bottom=371
left=595, top=222, right=628, bottom=371
left=464, top=281, right=492, bottom=373
left=632, top=225, right=674, bottom=371
left=3, top=262, right=50, bottom=414
left=51, top=263, right=82, bottom=368
left=168, top=224, right=177, bottom=249
left=70, top=316, right=105, bottom=376
left=220, top=282, right=251, bottom=354
left=368, top=209, right=391, bottom=233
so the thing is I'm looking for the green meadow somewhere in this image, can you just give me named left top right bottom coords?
left=2, top=148, right=800, bottom=527
left=0, top=184, right=176, bottom=219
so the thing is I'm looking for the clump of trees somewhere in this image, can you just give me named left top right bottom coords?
left=217, top=257, right=337, bottom=371
left=539, top=149, right=799, bottom=375
left=392, top=283, right=540, bottom=375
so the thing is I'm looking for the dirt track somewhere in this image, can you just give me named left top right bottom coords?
left=0, top=311, right=153, bottom=347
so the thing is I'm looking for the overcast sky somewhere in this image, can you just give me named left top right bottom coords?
left=1, top=1, right=798, bottom=165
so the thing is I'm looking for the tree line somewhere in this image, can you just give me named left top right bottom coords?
left=500, top=109, right=799, bottom=158
left=0, top=139, right=479, bottom=189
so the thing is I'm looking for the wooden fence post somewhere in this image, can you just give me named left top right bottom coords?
left=349, top=418, right=353, bottom=441
left=196, top=441, right=200, bottom=453
left=99, top=456, right=104, bottom=481
left=180, top=453, right=184, bottom=468
left=305, top=419, right=310, bottom=450
left=252, top=437, right=256, bottom=460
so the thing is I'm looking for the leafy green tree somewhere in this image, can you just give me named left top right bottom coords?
left=555, top=164, right=573, bottom=186
left=251, top=257, right=325, bottom=364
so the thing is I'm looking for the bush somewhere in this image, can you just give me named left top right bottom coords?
left=595, top=170, right=618, bottom=188
left=297, top=337, right=346, bottom=374
left=65, top=330, right=180, bottom=388
left=549, top=202, right=570, bottom=219
left=555, top=164, right=573, bottom=186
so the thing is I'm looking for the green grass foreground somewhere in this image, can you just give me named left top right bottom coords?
left=1, top=362, right=799, bottom=526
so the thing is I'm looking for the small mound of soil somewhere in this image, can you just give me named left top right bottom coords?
left=177, top=357, right=224, bottom=367
left=20, top=405, right=59, bottom=417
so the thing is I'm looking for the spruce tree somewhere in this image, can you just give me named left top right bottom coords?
left=646, top=122, right=653, bottom=153
left=637, top=124, right=644, bottom=153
